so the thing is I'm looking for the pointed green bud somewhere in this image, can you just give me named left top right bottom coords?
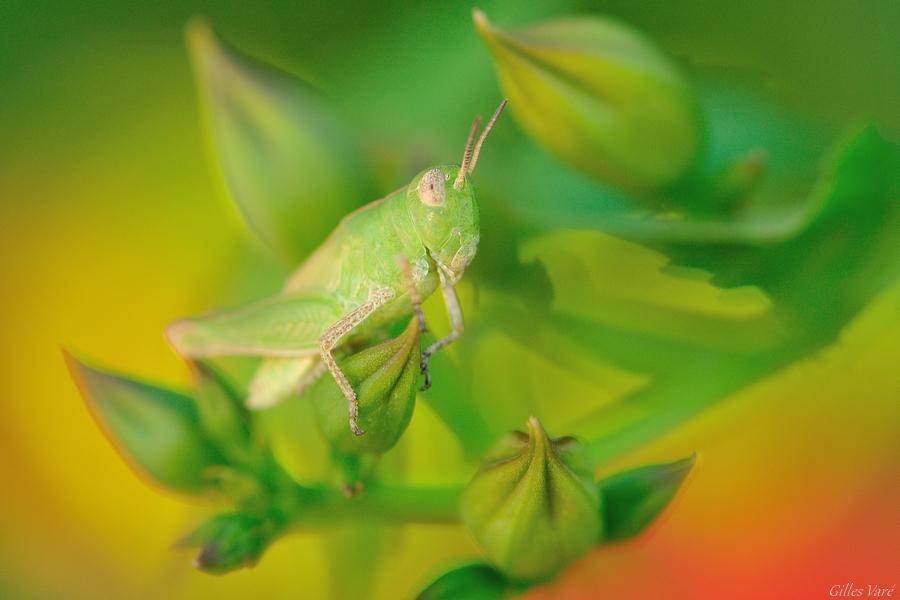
left=309, top=319, right=420, bottom=455
left=474, top=10, right=701, bottom=192
left=65, top=352, right=223, bottom=494
left=460, top=418, right=601, bottom=582
left=186, top=19, right=366, bottom=261
left=179, top=512, right=281, bottom=575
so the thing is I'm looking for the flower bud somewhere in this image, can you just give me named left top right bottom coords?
left=186, top=19, right=366, bottom=261
left=65, top=352, right=224, bottom=494
left=474, top=10, right=701, bottom=192
left=460, top=418, right=601, bottom=582
left=308, top=319, right=420, bottom=455
left=179, top=512, right=280, bottom=575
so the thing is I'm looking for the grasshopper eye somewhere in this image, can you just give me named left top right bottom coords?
left=418, top=168, right=446, bottom=207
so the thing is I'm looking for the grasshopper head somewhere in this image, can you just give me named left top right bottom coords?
left=405, top=100, right=507, bottom=283
left=407, top=165, right=479, bottom=283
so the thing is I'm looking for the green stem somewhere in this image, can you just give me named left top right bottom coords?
left=282, top=484, right=463, bottom=529
left=345, top=485, right=462, bottom=523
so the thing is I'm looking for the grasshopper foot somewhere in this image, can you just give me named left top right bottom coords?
left=349, top=401, right=365, bottom=437
left=419, top=352, right=433, bottom=391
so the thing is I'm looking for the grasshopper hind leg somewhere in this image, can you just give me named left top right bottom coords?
left=319, top=288, right=394, bottom=436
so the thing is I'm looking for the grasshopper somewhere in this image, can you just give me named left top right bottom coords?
left=167, top=100, right=507, bottom=436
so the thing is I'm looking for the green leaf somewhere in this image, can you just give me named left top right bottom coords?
left=417, top=563, right=511, bottom=600
left=599, top=454, right=695, bottom=542
left=518, top=229, right=781, bottom=352
left=186, top=19, right=367, bottom=261
left=491, top=125, right=900, bottom=469
left=65, top=352, right=224, bottom=494
left=474, top=10, right=701, bottom=193
left=414, top=339, right=497, bottom=461
left=653, top=126, right=900, bottom=314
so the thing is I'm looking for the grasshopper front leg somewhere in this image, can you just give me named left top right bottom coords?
left=319, top=288, right=394, bottom=436
left=420, top=279, right=464, bottom=391
left=396, top=256, right=463, bottom=391
left=397, top=255, right=428, bottom=335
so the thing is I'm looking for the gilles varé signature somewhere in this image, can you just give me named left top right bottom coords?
left=830, top=583, right=896, bottom=597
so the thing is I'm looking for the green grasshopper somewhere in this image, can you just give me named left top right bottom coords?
left=167, top=100, right=507, bottom=436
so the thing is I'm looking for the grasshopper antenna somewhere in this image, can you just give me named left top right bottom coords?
left=455, top=117, right=481, bottom=189
left=454, top=98, right=508, bottom=189
left=468, top=99, right=508, bottom=173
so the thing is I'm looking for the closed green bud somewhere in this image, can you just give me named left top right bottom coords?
left=186, top=19, right=366, bottom=261
left=461, top=418, right=601, bottom=582
left=65, top=352, right=224, bottom=494
left=474, top=10, right=701, bottom=193
left=179, top=512, right=280, bottom=575
left=309, top=319, right=420, bottom=455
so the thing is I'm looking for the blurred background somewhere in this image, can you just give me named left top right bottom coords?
left=1, top=1, right=898, bottom=598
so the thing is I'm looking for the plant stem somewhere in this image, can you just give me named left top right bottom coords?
left=283, top=483, right=462, bottom=529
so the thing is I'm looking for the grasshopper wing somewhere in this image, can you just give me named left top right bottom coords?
left=247, top=356, right=323, bottom=409
left=166, top=294, right=341, bottom=358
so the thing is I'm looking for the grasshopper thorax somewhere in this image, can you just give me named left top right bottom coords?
left=406, top=165, right=480, bottom=283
